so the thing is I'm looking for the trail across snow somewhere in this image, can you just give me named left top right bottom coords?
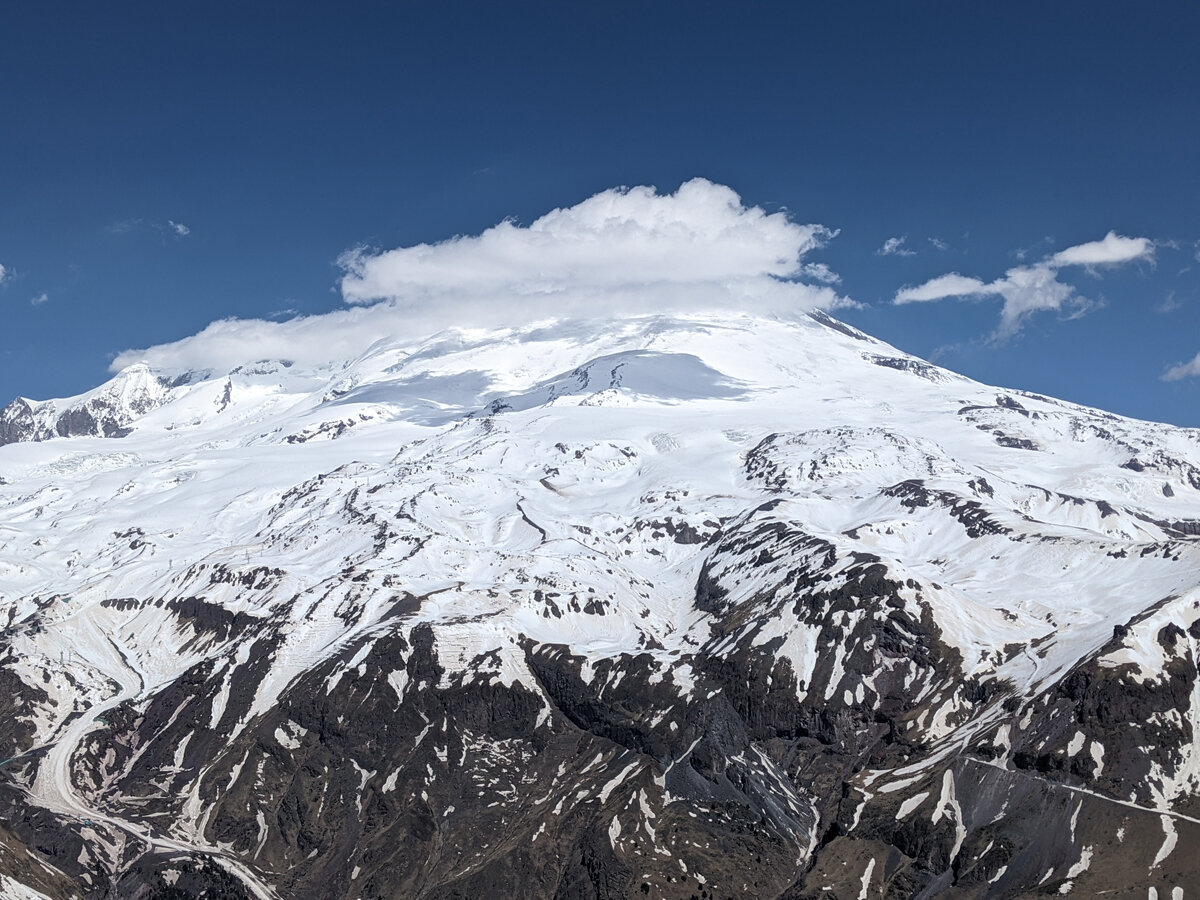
left=964, top=757, right=1200, bottom=828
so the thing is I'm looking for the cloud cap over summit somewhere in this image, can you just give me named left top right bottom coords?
left=113, top=180, right=845, bottom=375
left=341, top=179, right=833, bottom=303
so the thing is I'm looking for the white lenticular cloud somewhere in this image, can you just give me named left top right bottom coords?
left=113, top=179, right=848, bottom=373
left=1050, top=231, right=1154, bottom=267
left=894, top=273, right=991, bottom=304
left=893, top=230, right=1153, bottom=339
left=1163, top=353, right=1200, bottom=382
left=340, top=179, right=832, bottom=304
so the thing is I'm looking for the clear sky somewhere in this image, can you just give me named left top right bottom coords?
left=2, top=1, right=1198, bottom=425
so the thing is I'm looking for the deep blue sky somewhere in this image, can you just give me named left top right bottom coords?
left=2, top=2, right=1198, bottom=424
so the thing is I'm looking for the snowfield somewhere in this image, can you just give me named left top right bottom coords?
left=1, top=310, right=1199, bottom=898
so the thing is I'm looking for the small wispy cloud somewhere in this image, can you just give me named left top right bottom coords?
left=1013, top=236, right=1055, bottom=262
left=106, top=218, right=143, bottom=234
left=929, top=237, right=949, bottom=251
left=1163, top=353, right=1200, bottom=382
left=107, top=218, right=191, bottom=238
left=0, top=263, right=8, bottom=284
left=800, top=262, right=841, bottom=284
left=876, top=236, right=916, bottom=257
left=1157, top=290, right=1183, bottom=314
left=30, top=292, right=49, bottom=306
left=893, top=231, right=1154, bottom=340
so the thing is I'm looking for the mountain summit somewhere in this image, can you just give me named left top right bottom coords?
left=1, top=311, right=1198, bottom=898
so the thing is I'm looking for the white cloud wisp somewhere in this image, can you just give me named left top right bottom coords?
left=876, top=236, right=916, bottom=257
left=113, top=179, right=847, bottom=374
left=893, top=231, right=1154, bottom=339
left=894, top=273, right=991, bottom=304
left=1050, top=231, right=1153, bottom=268
left=1163, top=353, right=1200, bottom=382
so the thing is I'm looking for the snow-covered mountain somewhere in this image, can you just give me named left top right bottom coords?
left=0, top=363, right=189, bottom=446
left=1, top=310, right=1198, bottom=899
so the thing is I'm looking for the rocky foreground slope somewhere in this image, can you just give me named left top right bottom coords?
left=0, top=311, right=1198, bottom=899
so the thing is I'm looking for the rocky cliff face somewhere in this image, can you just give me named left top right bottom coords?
left=0, top=364, right=183, bottom=446
left=0, top=312, right=1197, bottom=898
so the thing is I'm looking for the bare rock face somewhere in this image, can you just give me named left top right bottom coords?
left=0, top=363, right=181, bottom=447
left=1, top=312, right=1199, bottom=898
left=0, top=397, right=38, bottom=444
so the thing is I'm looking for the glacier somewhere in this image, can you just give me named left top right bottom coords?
left=0, top=310, right=1198, bottom=898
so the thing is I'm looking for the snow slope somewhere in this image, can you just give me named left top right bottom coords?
left=1, top=310, right=1198, bottom=898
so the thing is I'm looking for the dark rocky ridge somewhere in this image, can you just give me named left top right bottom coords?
left=6, top=506, right=1199, bottom=897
